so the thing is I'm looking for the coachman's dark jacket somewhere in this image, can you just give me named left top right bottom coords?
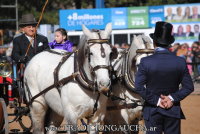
left=11, top=33, right=49, bottom=62
left=135, top=49, right=194, bottom=120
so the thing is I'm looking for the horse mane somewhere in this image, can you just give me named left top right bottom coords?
left=128, top=35, right=139, bottom=76
left=128, top=35, right=154, bottom=77
left=77, top=34, right=88, bottom=67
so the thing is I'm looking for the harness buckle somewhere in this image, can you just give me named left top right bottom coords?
left=72, top=72, right=79, bottom=81
left=57, top=81, right=63, bottom=88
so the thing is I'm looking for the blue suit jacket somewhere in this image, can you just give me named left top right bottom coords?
left=135, top=49, right=194, bottom=120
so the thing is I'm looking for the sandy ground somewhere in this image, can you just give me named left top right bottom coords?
left=181, top=95, right=200, bottom=134
left=4, top=80, right=200, bottom=134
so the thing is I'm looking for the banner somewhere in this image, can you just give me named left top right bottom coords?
left=164, top=3, right=200, bottom=43
left=164, top=4, right=200, bottom=23
left=149, top=6, right=164, bottom=27
left=128, top=7, right=149, bottom=28
left=111, top=8, right=128, bottom=29
left=60, top=9, right=111, bottom=30
left=172, top=23, right=199, bottom=43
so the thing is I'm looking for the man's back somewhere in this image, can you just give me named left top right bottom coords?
left=136, top=49, right=194, bottom=119
left=142, top=50, right=186, bottom=93
left=135, top=21, right=194, bottom=134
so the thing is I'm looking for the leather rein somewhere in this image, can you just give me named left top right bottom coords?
left=107, top=40, right=154, bottom=111
left=28, top=32, right=113, bottom=106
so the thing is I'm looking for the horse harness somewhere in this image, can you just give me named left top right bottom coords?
left=28, top=31, right=116, bottom=117
left=27, top=34, right=154, bottom=112
left=107, top=39, right=154, bottom=111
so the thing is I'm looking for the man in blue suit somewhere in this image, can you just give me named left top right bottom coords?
left=135, top=21, right=194, bottom=134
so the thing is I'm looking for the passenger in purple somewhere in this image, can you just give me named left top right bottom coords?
left=48, top=28, right=73, bottom=52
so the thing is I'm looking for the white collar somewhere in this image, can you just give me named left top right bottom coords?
left=25, top=35, right=34, bottom=41
left=25, top=35, right=34, bottom=46
left=155, top=47, right=167, bottom=51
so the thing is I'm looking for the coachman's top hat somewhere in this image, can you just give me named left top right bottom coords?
left=150, top=21, right=175, bottom=46
left=19, top=14, right=38, bottom=27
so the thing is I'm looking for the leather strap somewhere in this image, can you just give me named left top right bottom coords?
left=28, top=72, right=78, bottom=106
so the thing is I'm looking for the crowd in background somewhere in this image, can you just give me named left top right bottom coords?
left=114, top=41, right=200, bottom=80
left=169, top=41, right=200, bottom=79
left=1, top=34, right=200, bottom=80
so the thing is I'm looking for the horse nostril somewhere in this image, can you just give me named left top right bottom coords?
left=99, top=80, right=111, bottom=88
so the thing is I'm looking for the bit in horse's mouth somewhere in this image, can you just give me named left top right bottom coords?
left=99, top=86, right=110, bottom=93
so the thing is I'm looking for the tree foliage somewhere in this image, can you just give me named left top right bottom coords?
left=0, top=0, right=198, bottom=44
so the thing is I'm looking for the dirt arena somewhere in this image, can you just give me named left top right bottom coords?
left=7, top=92, right=200, bottom=134
left=181, top=95, right=200, bottom=134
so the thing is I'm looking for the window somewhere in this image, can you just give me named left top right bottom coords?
left=113, top=34, right=128, bottom=46
left=68, top=36, right=80, bottom=46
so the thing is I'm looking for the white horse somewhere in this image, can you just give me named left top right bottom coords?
left=24, top=23, right=114, bottom=134
left=104, top=35, right=154, bottom=134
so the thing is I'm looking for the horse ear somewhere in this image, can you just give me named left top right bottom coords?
left=141, top=34, right=152, bottom=44
left=141, top=34, right=154, bottom=49
left=82, top=24, right=93, bottom=39
left=132, top=35, right=139, bottom=48
left=132, top=35, right=144, bottom=49
left=104, top=23, right=112, bottom=38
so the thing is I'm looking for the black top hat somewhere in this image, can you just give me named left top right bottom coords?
left=19, top=14, right=38, bottom=27
left=150, top=21, right=175, bottom=46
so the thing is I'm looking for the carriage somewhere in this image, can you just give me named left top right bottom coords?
left=0, top=56, right=33, bottom=134
left=0, top=23, right=154, bottom=134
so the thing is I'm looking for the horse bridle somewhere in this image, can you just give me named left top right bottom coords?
left=134, top=38, right=155, bottom=60
left=86, top=30, right=113, bottom=76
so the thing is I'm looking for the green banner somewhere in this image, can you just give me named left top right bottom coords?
left=128, top=7, right=149, bottom=28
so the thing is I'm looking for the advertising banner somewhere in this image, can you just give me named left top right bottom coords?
left=128, top=7, right=149, bottom=28
left=164, top=3, right=200, bottom=44
left=164, top=4, right=200, bottom=23
left=111, top=8, right=128, bottom=29
left=58, top=3, right=200, bottom=45
left=172, top=23, right=200, bottom=43
left=149, top=6, right=164, bottom=27
left=60, top=8, right=111, bottom=31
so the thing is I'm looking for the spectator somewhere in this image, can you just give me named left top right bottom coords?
left=186, top=45, right=193, bottom=75
left=191, top=41, right=200, bottom=78
left=72, top=44, right=78, bottom=51
left=0, top=47, right=6, bottom=58
left=176, top=43, right=188, bottom=59
left=48, top=28, right=73, bottom=52
left=183, top=7, right=192, bottom=20
left=191, top=6, right=200, bottom=19
left=114, top=43, right=120, bottom=48
left=169, top=43, right=180, bottom=55
left=173, top=7, right=183, bottom=21
left=121, top=43, right=129, bottom=49
left=185, top=25, right=194, bottom=38
left=165, top=7, right=175, bottom=21
left=174, top=25, right=185, bottom=37
left=11, top=13, right=49, bottom=64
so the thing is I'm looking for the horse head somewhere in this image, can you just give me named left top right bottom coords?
left=77, top=23, right=113, bottom=93
left=111, top=34, right=154, bottom=90
left=129, top=35, right=154, bottom=76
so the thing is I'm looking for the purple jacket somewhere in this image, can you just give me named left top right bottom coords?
left=48, top=40, right=73, bottom=52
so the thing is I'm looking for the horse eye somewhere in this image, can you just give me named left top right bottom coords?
left=89, top=52, right=93, bottom=55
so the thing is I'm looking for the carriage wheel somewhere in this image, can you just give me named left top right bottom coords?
left=0, top=98, right=9, bottom=134
left=18, top=110, right=32, bottom=132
